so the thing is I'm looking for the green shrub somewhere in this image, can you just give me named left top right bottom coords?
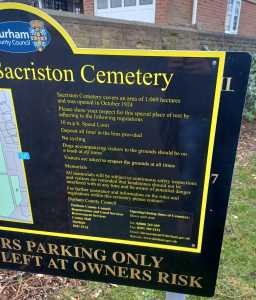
left=244, top=53, right=256, bottom=121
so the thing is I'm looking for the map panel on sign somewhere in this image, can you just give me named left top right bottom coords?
left=0, top=89, right=33, bottom=223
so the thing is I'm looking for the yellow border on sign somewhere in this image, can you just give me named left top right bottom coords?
left=0, top=3, right=225, bottom=254
left=0, top=88, right=34, bottom=225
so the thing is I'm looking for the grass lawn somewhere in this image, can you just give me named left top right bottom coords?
left=52, top=154, right=256, bottom=300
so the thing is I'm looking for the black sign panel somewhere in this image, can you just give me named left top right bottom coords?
left=0, top=3, right=251, bottom=297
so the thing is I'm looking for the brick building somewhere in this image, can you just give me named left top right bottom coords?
left=4, top=0, right=256, bottom=37
left=84, top=0, right=256, bottom=37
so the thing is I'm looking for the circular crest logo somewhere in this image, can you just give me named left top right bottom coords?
left=29, top=20, right=49, bottom=52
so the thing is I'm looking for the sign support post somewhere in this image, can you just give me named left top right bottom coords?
left=166, top=293, right=186, bottom=300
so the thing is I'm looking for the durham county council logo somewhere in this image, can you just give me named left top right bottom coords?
left=0, top=20, right=51, bottom=53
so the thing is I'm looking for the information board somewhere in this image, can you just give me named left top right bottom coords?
left=0, top=3, right=251, bottom=297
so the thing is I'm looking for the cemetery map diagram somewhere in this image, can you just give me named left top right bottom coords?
left=0, top=89, right=33, bottom=223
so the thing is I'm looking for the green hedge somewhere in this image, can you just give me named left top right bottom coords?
left=244, top=54, right=256, bottom=121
